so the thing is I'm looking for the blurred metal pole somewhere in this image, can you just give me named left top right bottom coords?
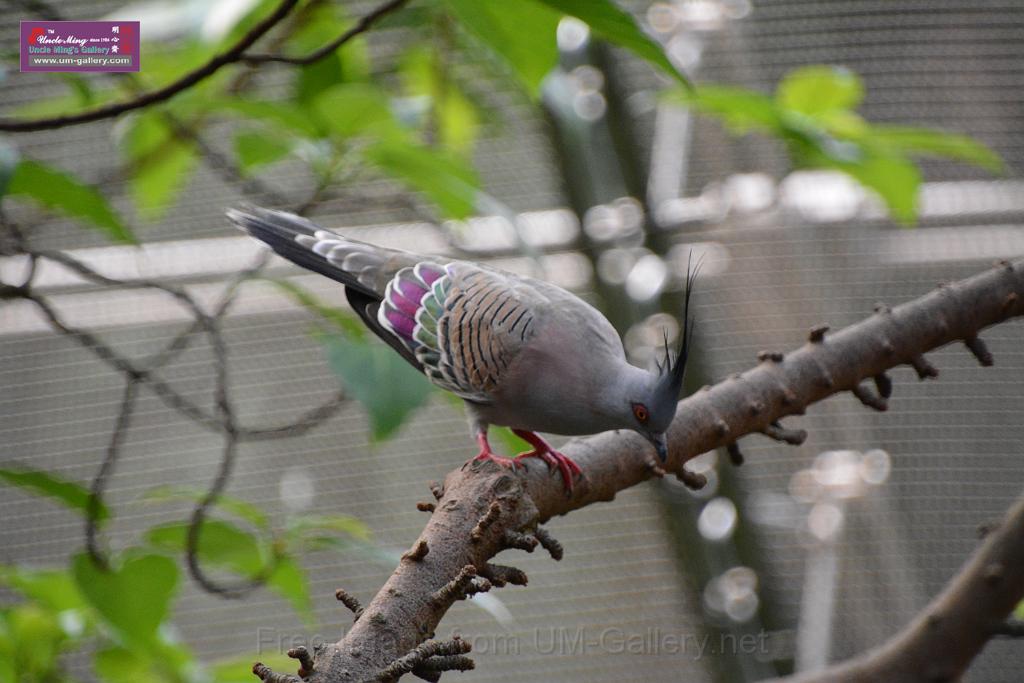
left=647, top=102, right=694, bottom=218
left=540, top=18, right=644, bottom=333
left=794, top=508, right=842, bottom=672
left=541, top=8, right=783, bottom=681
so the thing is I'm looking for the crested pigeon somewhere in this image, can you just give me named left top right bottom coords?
left=228, top=207, right=696, bottom=493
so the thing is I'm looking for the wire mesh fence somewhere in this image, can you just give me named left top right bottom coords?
left=1, top=1, right=1023, bottom=682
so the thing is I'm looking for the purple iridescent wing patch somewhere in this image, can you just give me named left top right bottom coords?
left=378, top=263, right=448, bottom=348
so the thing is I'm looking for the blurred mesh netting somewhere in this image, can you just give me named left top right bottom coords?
left=2, top=1, right=1023, bottom=682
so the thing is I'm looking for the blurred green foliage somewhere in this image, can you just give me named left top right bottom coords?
left=316, top=328, right=436, bottom=441
left=671, top=65, right=1001, bottom=223
left=6, top=159, right=134, bottom=243
left=0, top=468, right=370, bottom=682
left=0, top=466, right=110, bottom=523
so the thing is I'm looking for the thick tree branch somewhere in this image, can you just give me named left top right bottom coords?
left=272, top=259, right=1024, bottom=682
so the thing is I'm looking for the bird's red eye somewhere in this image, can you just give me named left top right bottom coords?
left=632, top=403, right=649, bottom=423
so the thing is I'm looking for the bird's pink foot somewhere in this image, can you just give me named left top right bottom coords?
left=512, top=429, right=582, bottom=493
left=468, top=432, right=518, bottom=470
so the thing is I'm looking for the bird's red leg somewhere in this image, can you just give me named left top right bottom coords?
left=470, top=431, right=518, bottom=469
left=512, top=429, right=582, bottom=493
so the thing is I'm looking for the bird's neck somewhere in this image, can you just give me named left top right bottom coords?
left=592, top=363, right=654, bottom=424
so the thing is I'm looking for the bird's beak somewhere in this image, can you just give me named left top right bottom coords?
left=649, top=433, right=668, bottom=463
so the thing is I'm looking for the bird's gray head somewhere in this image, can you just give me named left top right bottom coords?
left=618, top=260, right=698, bottom=463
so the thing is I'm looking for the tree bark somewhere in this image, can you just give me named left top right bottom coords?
left=253, top=259, right=1024, bottom=682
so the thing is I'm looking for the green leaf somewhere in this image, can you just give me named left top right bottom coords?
left=815, top=108, right=869, bottom=138
left=490, top=426, right=530, bottom=454
left=14, top=94, right=93, bottom=119
left=4, top=604, right=69, bottom=679
left=445, top=0, right=561, bottom=94
left=283, top=513, right=381, bottom=560
left=289, top=5, right=370, bottom=107
left=210, top=98, right=322, bottom=137
left=669, top=85, right=782, bottom=134
left=783, top=117, right=921, bottom=224
left=313, top=83, right=399, bottom=139
left=133, top=140, right=198, bottom=221
left=536, top=0, right=691, bottom=88
left=94, top=647, right=164, bottom=683
left=137, top=39, right=217, bottom=93
left=399, top=45, right=481, bottom=156
left=868, top=125, right=1003, bottom=173
left=399, top=44, right=436, bottom=98
left=144, top=520, right=317, bottom=626
left=266, top=555, right=314, bottom=627
left=6, top=160, right=134, bottom=244
left=119, top=109, right=168, bottom=159
left=672, top=69, right=948, bottom=225
left=290, top=3, right=370, bottom=86
left=315, top=330, right=435, bottom=440
left=437, top=85, right=481, bottom=156
left=1015, top=599, right=1024, bottom=621
left=0, top=140, right=21, bottom=201
left=96, top=638, right=198, bottom=683
left=119, top=111, right=199, bottom=221
left=139, top=484, right=270, bottom=530
left=0, top=465, right=109, bottom=523
left=145, top=520, right=268, bottom=577
left=234, top=131, right=292, bottom=173
left=269, top=279, right=366, bottom=338
left=11, top=75, right=110, bottom=119
left=211, top=653, right=294, bottom=683
left=71, top=553, right=177, bottom=649
left=297, top=56, right=346, bottom=107
left=837, top=150, right=921, bottom=225
left=285, top=513, right=371, bottom=542
left=364, top=138, right=480, bottom=218
left=776, top=65, right=863, bottom=117
left=0, top=566, right=87, bottom=614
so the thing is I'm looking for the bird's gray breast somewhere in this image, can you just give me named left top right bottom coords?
left=473, top=297, right=627, bottom=435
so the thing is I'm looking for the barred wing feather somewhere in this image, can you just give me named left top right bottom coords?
left=378, top=263, right=536, bottom=404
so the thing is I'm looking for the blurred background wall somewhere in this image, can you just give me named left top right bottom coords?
left=2, top=1, right=1023, bottom=681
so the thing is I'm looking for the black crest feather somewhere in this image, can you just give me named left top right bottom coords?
left=656, top=252, right=700, bottom=402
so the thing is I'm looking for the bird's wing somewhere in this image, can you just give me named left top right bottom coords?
left=378, top=263, right=539, bottom=403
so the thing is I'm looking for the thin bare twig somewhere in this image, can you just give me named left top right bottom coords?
left=85, top=377, right=139, bottom=570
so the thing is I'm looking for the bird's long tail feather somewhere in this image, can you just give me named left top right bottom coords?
left=227, top=206, right=411, bottom=298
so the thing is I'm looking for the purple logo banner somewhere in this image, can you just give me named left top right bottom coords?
left=20, top=20, right=140, bottom=73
